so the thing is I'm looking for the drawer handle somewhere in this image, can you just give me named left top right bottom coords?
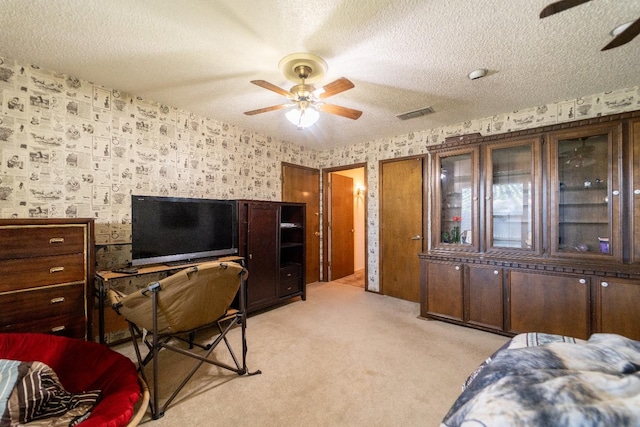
left=51, top=326, right=66, bottom=333
left=50, top=266, right=65, bottom=273
left=51, top=297, right=65, bottom=304
left=49, top=237, right=65, bottom=244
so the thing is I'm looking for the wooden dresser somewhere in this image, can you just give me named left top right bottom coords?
left=0, top=218, right=94, bottom=340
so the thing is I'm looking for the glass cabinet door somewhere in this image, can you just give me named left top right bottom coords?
left=549, top=124, right=621, bottom=260
left=434, top=148, right=478, bottom=251
left=632, top=119, right=640, bottom=263
left=486, top=138, right=539, bottom=252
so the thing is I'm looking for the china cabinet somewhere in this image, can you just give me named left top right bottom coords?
left=432, top=147, right=479, bottom=252
left=420, top=111, right=640, bottom=339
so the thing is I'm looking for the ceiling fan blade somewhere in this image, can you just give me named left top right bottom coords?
left=244, top=104, right=291, bottom=116
left=318, top=103, right=362, bottom=120
left=601, top=17, right=640, bottom=51
left=250, top=80, right=294, bottom=98
left=317, top=77, right=355, bottom=99
left=539, top=0, right=591, bottom=18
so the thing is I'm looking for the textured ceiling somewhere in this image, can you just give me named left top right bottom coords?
left=1, top=0, right=639, bottom=149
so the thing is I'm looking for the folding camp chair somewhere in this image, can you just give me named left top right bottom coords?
left=109, top=260, right=260, bottom=419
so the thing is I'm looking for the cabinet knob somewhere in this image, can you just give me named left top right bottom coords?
left=493, top=270, right=499, bottom=275
left=601, top=282, right=609, bottom=288
left=579, top=278, right=586, bottom=284
left=411, top=235, right=422, bottom=240
left=634, top=189, right=640, bottom=195
left=612, top=190, right=620, bottom=196
left=455, top=265, right=460, bottom=271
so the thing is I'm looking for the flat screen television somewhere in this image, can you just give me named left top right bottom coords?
left=131, top=195, right=238, bottom=266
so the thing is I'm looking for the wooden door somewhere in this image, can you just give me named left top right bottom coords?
left=596, top=278, right=640, bottom=341
left=330, top=173, right=354, bottom=280
left=380, top=157, right=423, bottom=302
left=467, top=265, right=503, bottom=330
left=282, top=163, right=320, bottom=284
left=246, top=203, right=279, bottom=311
left=508, top=271, right=590, bottom=339
left=424, top=261, right=463, bottom=321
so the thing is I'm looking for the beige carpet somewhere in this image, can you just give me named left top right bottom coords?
left=114, top=281, right=508, bottom=426
left=332, top=269, right=365, bottom=288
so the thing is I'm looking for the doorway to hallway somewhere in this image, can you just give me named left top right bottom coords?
left=322, top=164, right=366, bottom=289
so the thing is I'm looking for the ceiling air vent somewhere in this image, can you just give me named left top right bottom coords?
left=396, top=106, right=435, bottom=121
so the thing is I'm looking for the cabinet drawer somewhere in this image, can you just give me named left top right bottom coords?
left=0, top=285, right=85, bottom=326
left=278, top=277, right=301, bottom=297
left=280, top=263, right=301, bottom=280
left=0, top=226, right=85, bottom=260
left=1, top=313, right=86, bottom=339
left=0, top=253, right=85, bottom=292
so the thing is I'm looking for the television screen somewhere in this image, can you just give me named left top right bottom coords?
left=131, top=195, right=238, bottom=266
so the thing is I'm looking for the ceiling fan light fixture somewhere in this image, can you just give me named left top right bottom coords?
left=286, top=106, right=319, bottom=129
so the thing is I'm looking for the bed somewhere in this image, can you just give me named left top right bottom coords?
left=0, top=333, right=147, bottom=427
left=441, top=332, right=640, bottom=426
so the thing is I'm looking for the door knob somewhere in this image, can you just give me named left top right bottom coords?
left=314, top=231, right=320, bottom=236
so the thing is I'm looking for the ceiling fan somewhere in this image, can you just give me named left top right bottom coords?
left=540, top=0, right=640, bottom=51
left=244, top=53, right=362, bottom=129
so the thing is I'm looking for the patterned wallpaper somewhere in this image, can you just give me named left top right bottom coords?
left=0, top=56, right=319, bottom=271
left=1, top=55, right=639, bottom=292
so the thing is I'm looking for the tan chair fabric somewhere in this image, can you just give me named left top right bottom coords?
left=109, top=261, right=244, bottom=334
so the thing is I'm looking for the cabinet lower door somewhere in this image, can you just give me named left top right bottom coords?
left=246, top=203, right=279, bottom=311
left=596, top=278, right=640, bottom=341
left=508, top=271, right=590, bottom=339
left=424, top=262, right=463, bottom=322
left=467, top=266, right=503, bottom=331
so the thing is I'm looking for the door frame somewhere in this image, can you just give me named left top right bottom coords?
left=322, top=163, right=368, bottom=288
left=378, top=154, right=428, bottom=296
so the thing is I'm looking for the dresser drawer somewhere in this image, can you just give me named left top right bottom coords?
left=0, top=284, right=86, bottom=326
left=0, top=253, right=86, bottom=292
left=0, top=225, right=86, bottom=260
left=1, top=313, right=87, bottom=339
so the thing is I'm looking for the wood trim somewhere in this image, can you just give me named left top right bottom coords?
left=321, top=163, right=367, bottom=285
left=428, top=110, right=640, bottom=152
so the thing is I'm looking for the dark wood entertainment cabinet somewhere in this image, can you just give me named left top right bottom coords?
left=420, top=111, right=640, bottom=341
left=238, top=200, right=306, bottom=312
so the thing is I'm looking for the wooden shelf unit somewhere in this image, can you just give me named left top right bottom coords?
left=420, top=111, right=640, bottom=341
